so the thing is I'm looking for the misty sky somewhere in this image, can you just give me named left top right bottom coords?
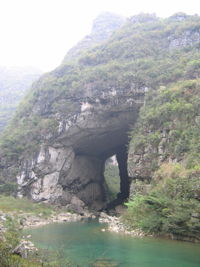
left=0, top=0, right=200, bottom=72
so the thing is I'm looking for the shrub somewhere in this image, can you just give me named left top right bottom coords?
left=123, top=164, right=200, bottom=239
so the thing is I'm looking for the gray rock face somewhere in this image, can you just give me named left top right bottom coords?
left=168, top=29, right=200, bottom=49
left=91, top=12, right=126, bottom=39
left=17, top=87, right=144, bottom=211
left=12, top=240, right=37, bottom=259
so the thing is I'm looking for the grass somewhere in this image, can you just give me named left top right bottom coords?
left=0, top=195, right=75, bottom=266
left=0, top=195, right=54, bottom=218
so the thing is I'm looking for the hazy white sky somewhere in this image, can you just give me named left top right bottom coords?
left=0, top=0, right=199, bottom=71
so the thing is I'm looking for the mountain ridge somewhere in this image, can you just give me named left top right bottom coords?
left=0, top=12, right=199, bottom=240
left=0, top=66, right=42, bottom=132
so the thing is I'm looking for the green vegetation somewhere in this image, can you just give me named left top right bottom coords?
left=0, top=217, right=25, bottom=267
left=0, top=196, right=54, bottom=217
left=0, top=227, right=72, bottom=267
left=124, top=163, right=200, bottom=241
left=0, top=196, right=73, bottom=266
left=0, top=182, right=18, bottom=195
left=129, top=79, right=200, bottom=175
left=126, top=79, right=200, bottom=240
left=104, top=163, right=120, bottom=201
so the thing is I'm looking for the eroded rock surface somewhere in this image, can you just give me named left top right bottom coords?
left=17, top=87, right=144, bottom=211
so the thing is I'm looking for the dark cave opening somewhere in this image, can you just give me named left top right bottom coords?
left=70, top=124, right=132, bottom=210
left=71, top=139, right=131, bottom=210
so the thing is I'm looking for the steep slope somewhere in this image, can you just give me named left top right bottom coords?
left=129, top=80, right=200, bottom=178
left=62, top=12, right=126, bottom=64
left=124, top=14, right=200, bottom=240
left=125, top=80, right=200, bottom=242
left=0, top=66, right=42, bottom=132
left=0, top=13, right=200, bottom=215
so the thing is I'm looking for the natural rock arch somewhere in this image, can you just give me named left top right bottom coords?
left=17, top=89, right=144, bottom=211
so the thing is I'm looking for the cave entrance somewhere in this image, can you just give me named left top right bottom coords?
left=71, top=124, right=132, bottom=210
left=104, top=155, right=120, bottom=202
left=104, top=144, right=130, bottom=209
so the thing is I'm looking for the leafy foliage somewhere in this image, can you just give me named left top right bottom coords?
left=0, top=182, right=18, bottom=195
left=104, top=163, right=120, bottom=201
left=127, top=67, right=200, bottom=240
left=129, top=79, right=200, bottom=174
left=0, top=196, right=73, bottom=266
left=124, top=164, right=200, bottom=240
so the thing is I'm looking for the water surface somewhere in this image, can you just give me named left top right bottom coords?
left=25, top=221, right=200, bottom=267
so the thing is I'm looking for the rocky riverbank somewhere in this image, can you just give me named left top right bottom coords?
left=1, top=207, right=144, bottom=238
left=99, top=212, right=145, bottom=238
left=22, top=212, right=86, bottom=228
left=21, top=210, right=145, bottom=239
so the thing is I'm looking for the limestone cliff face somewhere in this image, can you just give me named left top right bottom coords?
left=17, top=85, right=144, bottom=211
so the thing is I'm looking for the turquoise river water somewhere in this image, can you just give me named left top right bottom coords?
left=24, top=221, right=200, bottom=267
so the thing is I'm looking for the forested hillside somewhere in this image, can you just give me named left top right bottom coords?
left=0, top=12, right=199, bottom=241
left=0, top=66, right=41, bottom=132
left=125, top=79, right=200, bottom=242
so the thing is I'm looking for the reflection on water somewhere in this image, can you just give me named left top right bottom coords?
left=24, top=221, right=200, bottom=267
